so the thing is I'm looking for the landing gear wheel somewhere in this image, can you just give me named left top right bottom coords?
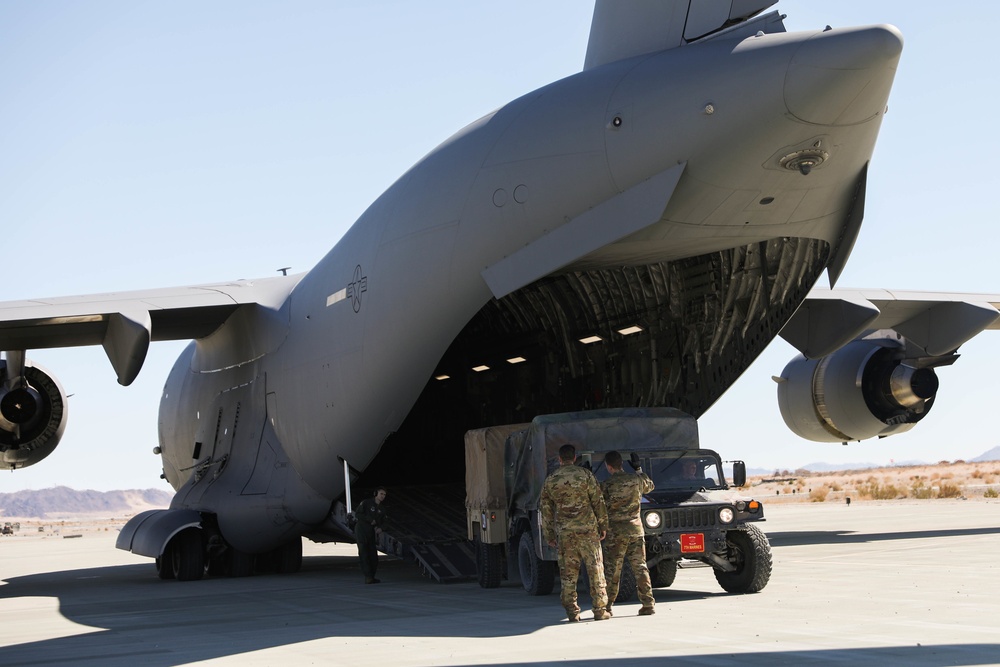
left=518, top=531, right=555, bottom=596
left=226, top=547, right=255, bottom=577
left=274, top=538, right=303, bottom=574
left=170, top=530, right=204, bottom=581
left=714, top=524, right=772, bottom=594
left=651, top=560, right=677, bottom=588
left=155, top=555, right=175, bottom=580
left=476, top=538, right=504, bottom=589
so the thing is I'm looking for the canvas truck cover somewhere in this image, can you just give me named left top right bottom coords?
left=465, top=422, right=530, bottom=511
left=507, top=407, right=698, bottom=513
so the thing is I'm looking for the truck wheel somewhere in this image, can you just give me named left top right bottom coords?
left=170, top=530, right=205, bottom=581
left=518, top=532, right=555, bottom=595
left=614, top=560, right=637, bottom=602
left=651, top=560, right=677, bottom=588
left=713, top=524, right=772, bottom=594
left=476, top=538, right=504, bottom=589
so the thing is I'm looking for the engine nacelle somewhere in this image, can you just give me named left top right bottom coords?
left=0, top=359, right=69, bottom=470
left=776, top=337, right=940, bottom=442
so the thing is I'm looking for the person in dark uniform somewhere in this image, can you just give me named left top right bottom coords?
left=354, top=487, right=387, bottom=583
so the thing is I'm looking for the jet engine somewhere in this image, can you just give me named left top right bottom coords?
left=776, top=335, right=944, bottom=443
left=0, top=358, right=68, bottom=470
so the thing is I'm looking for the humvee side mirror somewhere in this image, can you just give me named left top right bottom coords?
left=732, top=461, right=746, bottom=488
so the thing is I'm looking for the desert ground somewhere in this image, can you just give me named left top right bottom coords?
left=748, top=459, right=1000, bottom=503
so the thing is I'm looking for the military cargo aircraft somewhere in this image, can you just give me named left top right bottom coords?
left=2, top=1, right=996, bottom=579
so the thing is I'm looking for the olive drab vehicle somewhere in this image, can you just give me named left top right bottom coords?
left=465, top=408, right=771, bottom=600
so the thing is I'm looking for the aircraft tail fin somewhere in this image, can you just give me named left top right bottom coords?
left=584, top=0, right=781, bottom=70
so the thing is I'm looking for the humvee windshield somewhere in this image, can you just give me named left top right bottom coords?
left=590, top=450, right=726, bottom=491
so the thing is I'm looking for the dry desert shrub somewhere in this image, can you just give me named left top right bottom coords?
left=809, top=486, right=830, bottom=502
left=938, top=482, right=963, bottom=498
left=859, top=481, right=904, bottom=500
left=985, top=488, right=999, bottom=498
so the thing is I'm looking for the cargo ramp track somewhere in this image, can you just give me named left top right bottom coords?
left=374, top=484, right=477, bottom=583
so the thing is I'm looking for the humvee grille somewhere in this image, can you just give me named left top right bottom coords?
left=663, top=508, right=716, bottom=529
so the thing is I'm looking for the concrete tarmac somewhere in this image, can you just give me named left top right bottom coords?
left=2, top=500, right=999, bottom=667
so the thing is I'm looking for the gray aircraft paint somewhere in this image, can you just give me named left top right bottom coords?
left=0, top=3, right=934, bottom=558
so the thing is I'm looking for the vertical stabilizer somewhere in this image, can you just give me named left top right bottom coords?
left=584, top=0, right=780, bottom=70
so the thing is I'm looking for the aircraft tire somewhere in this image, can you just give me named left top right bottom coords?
left=274, top=538, right=303, bottom=574
left=171, top=530, right=205, bottom=581
left=476, top=538, right=503, bottom=589
left=713, top=524, right=772, bottom=594
left=155, top=555, right=175, bottom=580
left=226, top=547, right=255, bottom=577
left=650, top=559, right=677, bottom=588
left=518, top=531, right=555, bottom=596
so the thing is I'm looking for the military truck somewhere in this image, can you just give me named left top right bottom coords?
left=465, top=407, right=771, bottom=599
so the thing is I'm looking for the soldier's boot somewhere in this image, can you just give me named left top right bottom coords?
left=565, top=607, right=581, bottom=622
left=638, top=605, right=656, bottom=616
left=593, top=609, right=611, bottom=621
left=606, top=604, right=613, bottom=617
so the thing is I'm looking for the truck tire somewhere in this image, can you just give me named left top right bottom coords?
left=713, top=524, right=772, bottom=594
left=651, top=559, right=677, bottom=588
left=518, top=532, right=555, bottom=595
left=614, top=560, right=637, bottom=602
left=476, top=538, right=504, bottom=589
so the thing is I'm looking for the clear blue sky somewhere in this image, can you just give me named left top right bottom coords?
left=2, top=1, right=998, bottom=492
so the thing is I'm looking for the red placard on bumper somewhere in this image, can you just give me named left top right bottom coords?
left=680, top=533, right=705, bottom=553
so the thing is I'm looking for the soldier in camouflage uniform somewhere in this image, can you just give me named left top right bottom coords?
left=540, top=443, right=610, bottom=622
left=601, top=450, right=656, bottom=615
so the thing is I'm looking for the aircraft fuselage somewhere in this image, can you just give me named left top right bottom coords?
left=157, top=24, right=902, bottom=551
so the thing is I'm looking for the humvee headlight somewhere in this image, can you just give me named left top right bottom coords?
left=718, top=507, right=735, bottom=524
left=644, top=512, right=661, bottom=529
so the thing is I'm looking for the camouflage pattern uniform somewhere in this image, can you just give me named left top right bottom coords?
left=540, top=464, right=609, bottom=619
left=601, top=469, right=656, bottom=611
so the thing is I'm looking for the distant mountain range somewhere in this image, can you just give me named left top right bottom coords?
left=5, top=445, right=999, bottom=518
left=972, top=446, right=1000, bottom=462
left=732, top=445, right=1000, bottom=478
left=0, top=486, right=172, bottom=519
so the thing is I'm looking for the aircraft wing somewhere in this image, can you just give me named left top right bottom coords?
left=0, top=275, right=299, bottom=386
left=781, top=288, right=1000, bottom=359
